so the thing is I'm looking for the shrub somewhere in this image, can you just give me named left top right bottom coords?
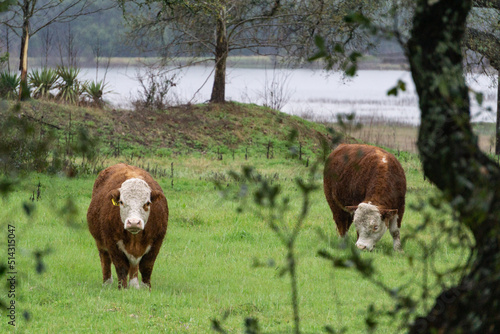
left=29, top=68, right=59, bottom=99
left=0, top=71, right=20, bottom=99
left=55, top=66, right=82, bottom=104
left=82, top=80, right=109, bottom=108
left=132, top=66, right=178, bottom=111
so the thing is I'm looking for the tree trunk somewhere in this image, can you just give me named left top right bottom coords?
left=210, top=13, right=228, bottom=103
left=407, top=0, right=500, bottom=333
left=496, top=74, right=500, bottom=155
left=19, top=1, right=30, bottom=100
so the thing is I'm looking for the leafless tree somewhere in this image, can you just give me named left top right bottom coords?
left=57, top=22, right=79, bottom=68
left=40, top=26, right=53, bottom=68
left=258, top=65, right=294, bottom=111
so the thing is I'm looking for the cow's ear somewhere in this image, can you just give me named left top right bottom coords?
left=381, top=209, right=398, bottom=221
left=150, top=190, right=165, bottom=203
left=345, top=206, right=358, bottom=214
left=109, top=189, right=120, bottom=206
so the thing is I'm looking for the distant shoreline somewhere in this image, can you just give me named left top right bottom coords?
left=5, top=55, right=409, bottom=71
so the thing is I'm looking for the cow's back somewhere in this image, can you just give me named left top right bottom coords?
left=323, top=144, right=406, bottom=227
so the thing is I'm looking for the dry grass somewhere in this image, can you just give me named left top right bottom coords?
left=327, top=117, right=497, bottom=155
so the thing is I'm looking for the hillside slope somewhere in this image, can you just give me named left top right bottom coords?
left=10, top=100, right=334, bottom=156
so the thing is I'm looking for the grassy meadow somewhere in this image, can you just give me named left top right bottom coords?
left=2, top=150, right=471, bottom=333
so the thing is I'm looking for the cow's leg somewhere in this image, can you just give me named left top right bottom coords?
left=389, top=216, right=403, bottom=252
left=99, top=249, right=113, bottom=285
left=108, top=249, right=130, bottom=289
left=332, top=209, right=352, bottom=238
left=128, top=265, right=140, bottom=289
left=138, top=244, right=162, bottom=289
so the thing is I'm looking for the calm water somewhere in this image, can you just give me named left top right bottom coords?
left=78, top=66, right=497, bottom=125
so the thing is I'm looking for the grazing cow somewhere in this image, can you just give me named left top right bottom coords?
left=323, top=144, right=406, bottom=251
left=87, top=163, right=168, bottom=289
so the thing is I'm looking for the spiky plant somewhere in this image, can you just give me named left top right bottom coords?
left=55, top=66, right=82, bottom=104
left=0, top=71, right=20, bottom=99
left=82, top=80, right=110, bottom=108
left=29, top=68, right=58, bottom=99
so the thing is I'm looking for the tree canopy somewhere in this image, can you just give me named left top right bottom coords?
left=120, top=0, right=382, bottom=103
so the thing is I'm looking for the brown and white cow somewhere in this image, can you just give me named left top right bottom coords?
left=323, top=144, right=406, bottom=251
left=87, top=163, right=168, bottom=289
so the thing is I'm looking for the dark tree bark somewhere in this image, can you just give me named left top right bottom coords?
left=407, top=0, right=500, bottom=333
left=497, top=78, right=500, bottom=154
left=210, top=14, right=228, bottom=103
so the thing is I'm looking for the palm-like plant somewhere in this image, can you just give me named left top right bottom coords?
left=55, top=66, right=82, bottom=104
left=0, top=71, right=20, bottom=99
left=29, top=68, right=58, bottom=99
left=82, top=80, right=110, bottom=107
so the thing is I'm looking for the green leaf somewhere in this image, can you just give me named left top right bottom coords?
left=475, top=92, right=484, bottom=106
left=308, top=36, right=328, bottom=62
left=0, top=0, right=15, bottom=13
left=349, top=51, right=362, bottom=62
left=313, top=35, right=325, bottom=49
left=387, top=87, right=398, bottom=96
left=334, top=43, right=344, bottom=54
left=344, top=12, right=371, bottom=26
left=345, top=65, right=357, bottom=77
left=387, top=80, right=407, bottom=96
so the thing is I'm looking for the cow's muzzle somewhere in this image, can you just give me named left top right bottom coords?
left=356, top=243, right=367, bottom=250
left=355, top=242, right=373, bottom=251
left=125, top=218, right=144, bottom=234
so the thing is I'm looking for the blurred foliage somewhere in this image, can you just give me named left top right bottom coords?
left=0, top=71, right=20, bottom=99
left=0, top=100, right=99, bottom=317
left=0, top=102, right=101, bottom=175
left=0, top=0, right=15, bottom=12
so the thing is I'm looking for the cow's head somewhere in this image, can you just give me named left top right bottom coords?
left=109, top=178, right=163, bottom=234
left=346, top=202, right=398, bottom=251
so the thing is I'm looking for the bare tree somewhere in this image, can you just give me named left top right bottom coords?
left=56, top=22, right=79, bottom=68
left=385, top=0, right=500, bottom=153
left=258, top=65, right=294, bottom=111
left=0, top=0, right=114, bottom=99
left=40, top=26, right=53, bottom=68
left=120, top=0, right=381, bottom=104
left=465, top=1, right=500, bottom=153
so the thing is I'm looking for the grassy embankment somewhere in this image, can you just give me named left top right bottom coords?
left=2, top=100, right=475, bottom=333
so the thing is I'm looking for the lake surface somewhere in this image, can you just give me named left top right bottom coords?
left=79, top=66, right=497, bottom=125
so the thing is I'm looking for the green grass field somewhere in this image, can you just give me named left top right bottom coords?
left=2, top=151, right=471, bottom=333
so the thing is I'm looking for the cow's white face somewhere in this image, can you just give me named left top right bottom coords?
left=353, top=203, right=389, bottom=251
left=116, top=178, right=152, bottom=234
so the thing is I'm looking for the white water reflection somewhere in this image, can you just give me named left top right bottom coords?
left=78, top=66, right=497, bottom=125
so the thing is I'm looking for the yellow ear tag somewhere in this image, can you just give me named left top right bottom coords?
left=112, top=198, right=120, bottom=206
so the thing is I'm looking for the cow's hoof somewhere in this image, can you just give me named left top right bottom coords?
left=129, top=277, right=141, bottom=289
left=103, top=277, right=113, bottom=285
